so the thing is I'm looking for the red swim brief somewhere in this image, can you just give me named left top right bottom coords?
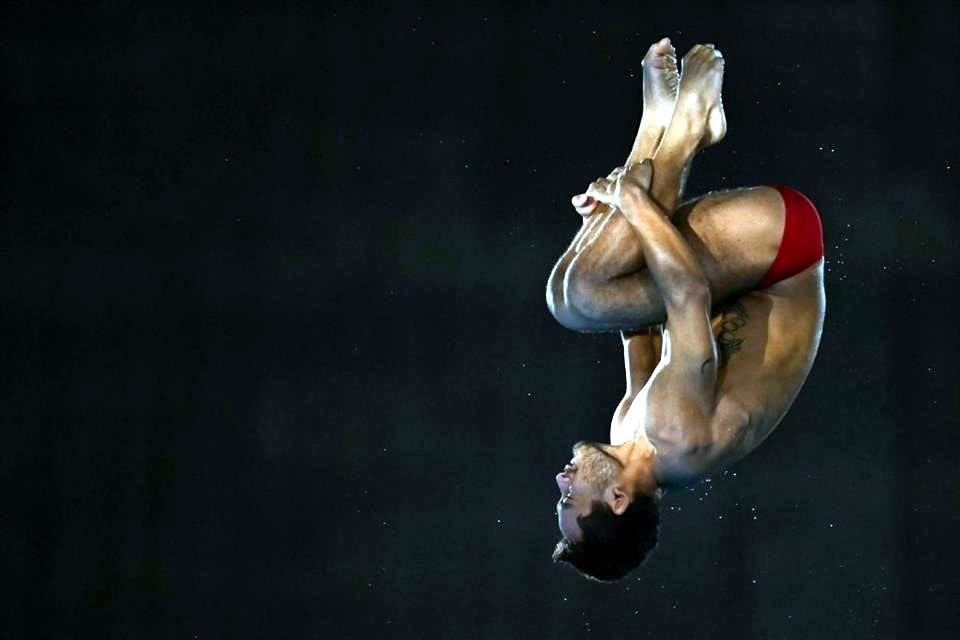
left=756, top=185, right=824, bottom=289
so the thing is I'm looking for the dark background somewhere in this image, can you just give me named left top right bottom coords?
left=3, top=1, right=959, bottom=638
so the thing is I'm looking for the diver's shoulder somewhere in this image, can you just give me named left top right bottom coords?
left=653, top=398, right=755, bottom=485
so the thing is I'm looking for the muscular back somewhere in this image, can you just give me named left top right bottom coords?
left=705, top=261, right=825, bottom=467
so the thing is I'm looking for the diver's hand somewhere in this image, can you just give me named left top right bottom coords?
left=571, top=166, right=622, bottom=216
left=571, top=161, right=653, bottom=216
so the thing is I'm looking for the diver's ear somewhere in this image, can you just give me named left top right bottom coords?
left=610, top=486, right=630, bottom=515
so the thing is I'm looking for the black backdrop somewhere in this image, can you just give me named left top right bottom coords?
left=4, top=1, right=959, bottom=638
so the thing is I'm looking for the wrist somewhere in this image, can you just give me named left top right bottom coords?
left=619, top=185, right=648, bottom=211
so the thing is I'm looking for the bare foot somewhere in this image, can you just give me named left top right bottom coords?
left=574, top=38, right=678, bottom=217
left=572, top=38, right=683, bottom=217
left=641, top=37, right=680, bottom=134
left=674, top=44, right=727, bottom=149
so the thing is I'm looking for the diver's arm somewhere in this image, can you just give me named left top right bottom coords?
left=623, top=326, right=661, bottom=396
left=611, top=326, right=662, bottom=430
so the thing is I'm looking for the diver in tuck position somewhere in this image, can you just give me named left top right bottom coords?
left=545, top=39, right=825, bottom=581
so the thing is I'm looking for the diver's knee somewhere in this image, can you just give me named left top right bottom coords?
left=564, top=260, right=605, bottom=326
left=547, top=289, right=592, bottom=331
left=545, top=274, right=594, bottom=332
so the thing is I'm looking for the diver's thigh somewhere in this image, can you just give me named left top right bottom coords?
left=676, top=186, right=786, bottom=293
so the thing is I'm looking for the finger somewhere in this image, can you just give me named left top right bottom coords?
left=571, top=194, right=598, bottom=216
left=576, top=200, right=598, bottom=216
left=584, top=175, right=625, bottom=193
left=585, top=182, right=616, bottom=205
left=587, top=177, right=613, bottom=194
left=606, top=166, right=625, bottom=180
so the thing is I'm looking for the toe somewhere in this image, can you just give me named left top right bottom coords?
left=683, top=44, right=704, bottom=63
left=653, top=37, right=673, bottom=55
left=645, top=37, right=677, bottom=66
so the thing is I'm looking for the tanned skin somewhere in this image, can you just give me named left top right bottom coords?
left=550, top=40, right=824, bottom=528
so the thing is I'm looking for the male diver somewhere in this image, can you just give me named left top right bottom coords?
left=545, top=39, right=825, bottom=581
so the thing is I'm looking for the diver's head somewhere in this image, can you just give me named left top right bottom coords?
left=552, top=440, right=660, bottom=582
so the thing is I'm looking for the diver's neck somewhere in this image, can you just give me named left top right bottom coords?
left=611, top=439, right=660, bottom=497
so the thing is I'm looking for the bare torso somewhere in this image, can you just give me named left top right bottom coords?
left=608, top=188, right=826, bottom=484
left=706, top=262, right=824, bottom=458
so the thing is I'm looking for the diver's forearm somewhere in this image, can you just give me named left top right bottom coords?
left=618, top=189, right=708, bottom=308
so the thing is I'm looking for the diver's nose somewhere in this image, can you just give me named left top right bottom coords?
left=556, top=472, right=570, bottom=490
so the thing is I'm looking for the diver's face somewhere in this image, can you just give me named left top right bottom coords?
left=555, top=441, right=621, bottom=541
